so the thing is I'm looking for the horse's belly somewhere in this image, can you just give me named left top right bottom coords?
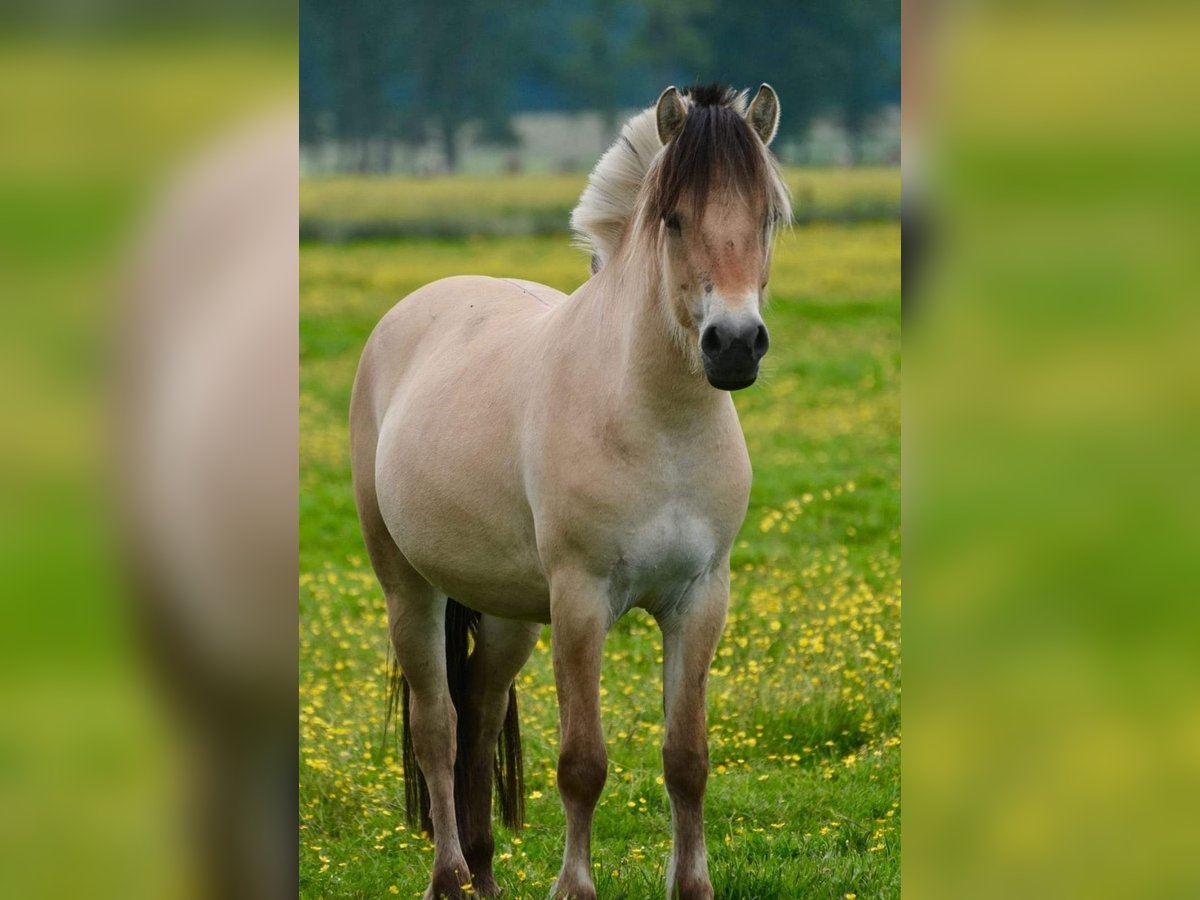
left=406, top=541, right=551, bottom=623
left=387, top=507, right=551, bottom=622
left=376, top=422, right=551, bottom=622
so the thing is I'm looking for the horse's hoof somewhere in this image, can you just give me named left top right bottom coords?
left=669, top=880, right=714, bottom=900
left=549, top=877, right=597, bottom=900
left=423, top=858, right=474, bottom=899
left=422, top=884, right=470, bottom=900
left=471, top=872, right=502, bottom=896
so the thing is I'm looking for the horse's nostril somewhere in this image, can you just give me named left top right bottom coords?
left=753, top=324, right=770, bottom=358
left=700, top=325, right=722, bottom=356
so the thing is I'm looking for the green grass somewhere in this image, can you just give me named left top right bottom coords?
left=300, top=220, right=900, bottom=898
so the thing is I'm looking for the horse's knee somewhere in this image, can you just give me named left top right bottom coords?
left=558, top=741, right=607, bottom=807
left=663, top=743, right=708, bottom=805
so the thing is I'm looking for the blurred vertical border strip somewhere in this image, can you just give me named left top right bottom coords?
left=908, top=4, right=1200, bottom=898
left=0, top=4, right=296, bottom=899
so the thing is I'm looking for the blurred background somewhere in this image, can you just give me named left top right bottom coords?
left=300, top=0, right=899, bottom=175
left=0, top=3, right=294, bottom=899
left=298, top=0, right=901, bottom=245
left=3, top=0, right=1199, bottom=897
left=906, top=4, right=1200, bottom=898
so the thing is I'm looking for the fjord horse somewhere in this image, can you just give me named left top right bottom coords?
left=351, top=83, right=790, bottom=899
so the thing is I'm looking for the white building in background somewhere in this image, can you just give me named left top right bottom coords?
left=301, top=105, right=900, bottom=176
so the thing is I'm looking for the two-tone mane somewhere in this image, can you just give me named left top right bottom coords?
left=571, top=84, right=792, bottom=273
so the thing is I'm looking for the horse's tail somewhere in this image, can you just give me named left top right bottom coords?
left=389, top=599, right=525, bottom=834
left=492, top=672, right=525, bottom=832
left=387, top=656, right=429, bottom=833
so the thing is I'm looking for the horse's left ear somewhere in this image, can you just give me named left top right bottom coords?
left=656, top=86, right=688, bottom=145
left=746, top=83, right=780, bottom=146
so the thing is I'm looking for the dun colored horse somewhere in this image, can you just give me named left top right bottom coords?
left=351, top=83, right=790, bottom=899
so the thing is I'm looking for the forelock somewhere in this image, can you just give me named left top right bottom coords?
left=643, top=83, right=790, bottom=229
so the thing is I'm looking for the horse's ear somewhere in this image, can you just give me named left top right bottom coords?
left=655, top=86, right=687, bottom=145
left=746, top=83, right=780, bottom=146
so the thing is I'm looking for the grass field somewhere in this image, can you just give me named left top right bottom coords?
left=300, top=167, right=901, bottom=240
left=300, top=173, right=901, bottom=898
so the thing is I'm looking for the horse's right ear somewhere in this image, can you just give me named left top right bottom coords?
left=655, top=86, right=687, bottom=145
left=746, top=83, right=781, bottom=146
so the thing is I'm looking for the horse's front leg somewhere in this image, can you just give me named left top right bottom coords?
left=658, top=570, right=729, bottom=900
left=549, top=569, right=611, bottom=900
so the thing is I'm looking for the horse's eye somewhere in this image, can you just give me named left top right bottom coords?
left=665, top=212, right=682, bottom=233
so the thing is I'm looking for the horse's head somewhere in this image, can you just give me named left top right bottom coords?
left=645, top=84, right=790, bottom=391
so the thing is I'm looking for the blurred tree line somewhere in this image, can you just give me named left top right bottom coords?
left=300, top=0, right=899, bottom=172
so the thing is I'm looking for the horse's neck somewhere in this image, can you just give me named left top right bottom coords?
left=569, top=247, right=722, bottom=425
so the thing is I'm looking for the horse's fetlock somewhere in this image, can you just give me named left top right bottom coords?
left=671, top=879, right=714, bottom=900
left=427, top=855, right=472, bottom=899
left=553, top=874, right=598, bottom=900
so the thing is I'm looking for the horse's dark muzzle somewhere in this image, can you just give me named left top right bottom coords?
left=701, top=320, right=769, bottom=391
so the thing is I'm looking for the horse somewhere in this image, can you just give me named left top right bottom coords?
left=350, top=83, right=791, bottom=900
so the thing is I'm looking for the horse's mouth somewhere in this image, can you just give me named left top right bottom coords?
left=704, top=369, right=758, bottom=391
left=702, top=342, right=764, bottom=392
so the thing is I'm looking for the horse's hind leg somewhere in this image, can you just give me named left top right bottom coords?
left=389, top=587, right=473, bottom=899
left=355, top=481, right=470, bottom=897
left=458, top=615, right=541, bottom=895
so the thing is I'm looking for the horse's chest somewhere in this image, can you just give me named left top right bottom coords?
left=540, top=407, right=750, bottom=614
left=610, top=501, right=719, bottom=613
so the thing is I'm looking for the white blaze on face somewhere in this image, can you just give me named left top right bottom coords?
left=699, top=289, right=760, bottom=328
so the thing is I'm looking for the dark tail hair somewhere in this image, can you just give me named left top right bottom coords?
left=386, top=598, right=524, bottom=835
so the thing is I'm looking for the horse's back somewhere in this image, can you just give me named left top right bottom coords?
left=355, top=275, right=564, bottom=421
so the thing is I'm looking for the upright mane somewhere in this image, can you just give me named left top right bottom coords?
left=570, top=84, right=791, bottom=271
